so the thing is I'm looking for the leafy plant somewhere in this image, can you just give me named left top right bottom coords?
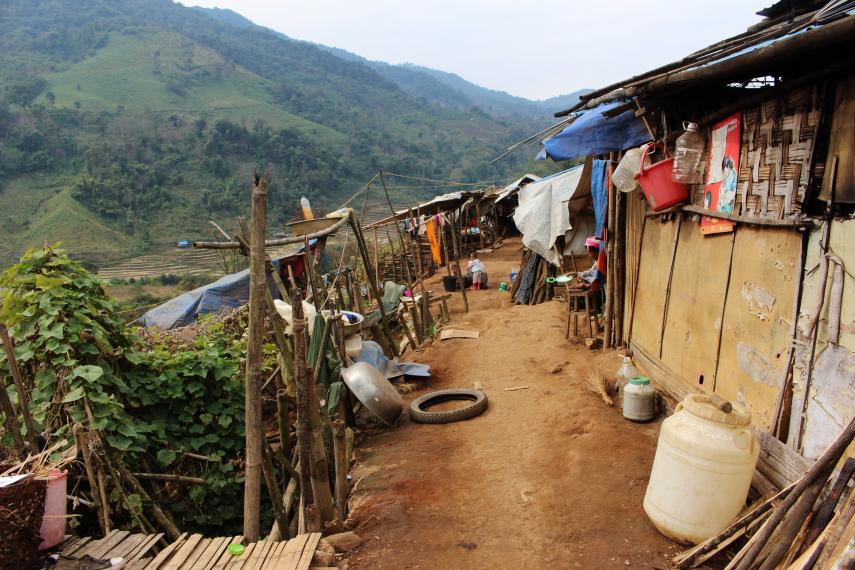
left=0, top=245, right=261, bottom=533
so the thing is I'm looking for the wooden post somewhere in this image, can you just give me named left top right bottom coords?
left=411, top=207, right=426, bottom=294
left=0, top=376, right=25, bottom=458
left=243, top=171, right=268, bottom=542
left=0, top=323, right=39, bottom=453
left=440, top=219, right=452, bottom=276
left=112, top=456, right=181, bottom=540
left=332, top=420, right=348, bottom=521
left=72, top=423, right=108, bottom=536
left=450, top=212, right=469, bottom=313
left=291, top=289, right=315, bottom=530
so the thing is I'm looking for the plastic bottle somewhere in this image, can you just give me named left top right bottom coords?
left=617, top=355, right=640, bottom=406
left=672, top=122, right=705, bottom=184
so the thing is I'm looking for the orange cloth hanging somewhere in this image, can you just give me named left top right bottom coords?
left=425, top=218, right=442, bottom=265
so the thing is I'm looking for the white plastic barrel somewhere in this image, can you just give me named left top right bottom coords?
left=643, top=394, right=759, bottom=544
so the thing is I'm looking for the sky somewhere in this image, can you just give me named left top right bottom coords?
left=181, top=0, right=772, bottom=101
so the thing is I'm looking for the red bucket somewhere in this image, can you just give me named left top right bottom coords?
left=635, top=143, right=689, bottom=211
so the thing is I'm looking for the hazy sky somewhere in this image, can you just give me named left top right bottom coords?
left=181, top=0, right=771, bottom=101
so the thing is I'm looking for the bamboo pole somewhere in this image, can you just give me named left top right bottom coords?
left=733, top=415, right=855, bottom=569
left=261, top=440, right=291, bottom=540
left=0, top=323, right=39, bottom=453
left=193, top=215, right=349, bottom=249
left=373, top=227, right=381, bottom=287
left=306, top=318, right=336, bottom=528
left=659, top=215, right=683, bottom=359
left=291, top=289, right=314, bottom=531
left=348, top=216, right=397, bottom=356
left=614, top=185, right=625, bottom=347
left=711, top=231, right=737, bottom=391
left=379, top=170, right=414, bottom=284
left=242, top=171, right=268, bottom=542
left=626, top=214, right=647, bottom=344
left=603, top=155, right=616, bottom=349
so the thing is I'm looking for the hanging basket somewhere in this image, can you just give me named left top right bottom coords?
left=0, top=472, right=47, bottom=569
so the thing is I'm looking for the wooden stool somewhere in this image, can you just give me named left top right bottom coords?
left=565, top=289, right=595, bottom=339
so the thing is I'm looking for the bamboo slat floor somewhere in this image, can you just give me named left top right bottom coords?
left=59, top=531, right=322, bottom=570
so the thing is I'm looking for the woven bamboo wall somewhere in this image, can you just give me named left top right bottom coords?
left=690, top=85, right=824, bottom=220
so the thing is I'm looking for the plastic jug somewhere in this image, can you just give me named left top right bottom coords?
left=617, top=356, right=639, bottom=406
left=622, top=377, right=656, bottom=422
left=643, top=394, right=759, bottom=544
left=672, top=122, right=705, bottom=184
left=612, top=146, right=645, bottom=193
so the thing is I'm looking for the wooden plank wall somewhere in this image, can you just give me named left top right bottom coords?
left=715, top=227, right=801, bottom=429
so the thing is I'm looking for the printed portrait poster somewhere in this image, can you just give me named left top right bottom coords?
left=701, top=113, right=741, bottom=235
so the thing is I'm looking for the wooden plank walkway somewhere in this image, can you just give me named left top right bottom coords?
left=60, top=531, right=322, bottom=570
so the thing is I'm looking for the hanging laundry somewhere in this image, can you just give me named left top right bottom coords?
left=425, top=218, right=442, bottom=265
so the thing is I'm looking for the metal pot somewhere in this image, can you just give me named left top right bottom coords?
left=340, top=362, right=403, bottom=426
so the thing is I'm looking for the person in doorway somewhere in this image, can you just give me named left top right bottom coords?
left=570, top=237, right=604, bottom=292
left=466, top=251, right=487, bottom=290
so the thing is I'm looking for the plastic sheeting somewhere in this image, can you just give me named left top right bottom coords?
left=513, top=165, right=584, bottom=266
left=353, top=340, right=431, bottom=378
left=591, top=160, right=609, bottom=236
left=138, top=260, right=281, bottom=330
left=540, top=101, right=652, bottom=161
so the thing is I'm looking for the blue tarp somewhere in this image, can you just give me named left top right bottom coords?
left=138, top=260, right=282, bottom=329
left=540, top=101, right=652, bottom=161
left=591, top=159, right=609, bottom=236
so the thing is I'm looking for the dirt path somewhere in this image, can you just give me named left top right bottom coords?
left=347, top=238, right=679, bottom=569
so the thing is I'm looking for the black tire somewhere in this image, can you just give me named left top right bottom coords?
left=409, top=389, right=488, bottom=424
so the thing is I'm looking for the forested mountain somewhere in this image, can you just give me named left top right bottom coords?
left=0, top=0, right=579, bottom=267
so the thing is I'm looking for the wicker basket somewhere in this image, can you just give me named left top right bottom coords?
left=0, top=473, right=47, bottom=570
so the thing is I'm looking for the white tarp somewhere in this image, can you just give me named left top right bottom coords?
left=513, top=165, right=584, bottom=266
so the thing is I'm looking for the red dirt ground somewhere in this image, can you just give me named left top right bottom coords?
left=343, top=237, right=682, bottom=569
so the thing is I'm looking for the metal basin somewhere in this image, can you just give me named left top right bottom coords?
left=340, top=362, right=403, bottom=426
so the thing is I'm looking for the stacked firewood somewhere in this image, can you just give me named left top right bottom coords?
left=674, top=417, right=855, bottom=569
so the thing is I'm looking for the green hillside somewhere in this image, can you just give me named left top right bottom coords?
left=0, top=0, right=548, bottom=269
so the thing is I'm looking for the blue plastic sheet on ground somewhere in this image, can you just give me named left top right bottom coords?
left=540, top=101, right=652, bottom=161
left=354, top=340, right=431, bottom=378
left=591, top=159, right=609, bottom=236
left=138, top=260, right=281, bottom=329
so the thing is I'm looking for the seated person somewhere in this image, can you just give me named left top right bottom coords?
left=570, top=237, right=603, bottom=292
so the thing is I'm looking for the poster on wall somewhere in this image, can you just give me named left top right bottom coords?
left=701, top=112, right=741, bottom=235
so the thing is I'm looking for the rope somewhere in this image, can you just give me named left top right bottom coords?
left=382, top=171, right=510, bottom=187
